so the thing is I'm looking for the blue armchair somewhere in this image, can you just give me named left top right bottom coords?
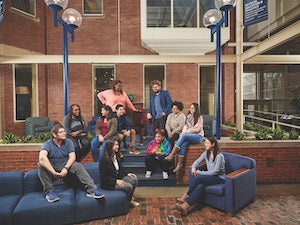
left=25, top=117, right=54, bottom=137
left=203, top=152, right=256, bottom=214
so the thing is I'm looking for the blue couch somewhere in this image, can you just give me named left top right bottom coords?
left=0, top=163, right=128, bottom=225
left=201, top=152, right=256, bottom=214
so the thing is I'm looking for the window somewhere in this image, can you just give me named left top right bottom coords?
left=93, top=65, right=115, bottom=114
left=200, top=66, right=215, bottom=115
left=14, top=64, right=37, bottom=121
left=144, top=65, right=165, bottom=108
left=12, top=0, right=35, bottom=16
left=146, top=0, right=215, bottom=28
left=83, top=0, right=103, bottom=15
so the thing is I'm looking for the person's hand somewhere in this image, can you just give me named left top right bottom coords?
left=99, top=135, right=104, bottom=142
left=70, top=131, right=80, bottom=137
left=127, top=173, right=136, bottom=178
left=53, top=171, right=62, bottom=180
left=191, top=168, right=197, bottom=176
left=147, top=113, right=152, bottom=120
left=124, top=130, right=130, bottom=137
left=161, top=112, right=166, bottom=116
left=167, top=131, right=173, bottom=138
left=59, top=168, right=68, bottom=178
left=80, top=132, right=87, bottom=136
left=116, top=179, right=125, bottom=187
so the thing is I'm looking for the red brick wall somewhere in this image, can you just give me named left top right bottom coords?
left=1, top=141, right=299, bottom=184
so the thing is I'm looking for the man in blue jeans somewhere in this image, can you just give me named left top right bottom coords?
left=38, top=124, right=105, bottom=203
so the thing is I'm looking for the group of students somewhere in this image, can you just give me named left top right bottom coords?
left=37, top=79, right=226, bottom=216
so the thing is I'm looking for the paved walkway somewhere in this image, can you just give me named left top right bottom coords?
left=77, top=184, right=300, bottom=225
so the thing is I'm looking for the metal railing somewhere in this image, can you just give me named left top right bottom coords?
left=243, top=110, right=300, bottom=131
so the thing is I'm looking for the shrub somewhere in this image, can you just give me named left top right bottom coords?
left=231, top=130, right=245, bottom=140
left=272, top=125, right=284, bottom=140
left=2, top=132, right=20, bottom=144
left=288, top=129, right=299, bottom=140
left=255, top=130, right=271, bottom=140
left=225, top=121, right=236, bottom=127
left=37, top=132, right=51, bottom=142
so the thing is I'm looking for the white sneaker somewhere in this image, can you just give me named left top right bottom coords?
left=162, top=171, right=168, bottom=179
left=145, top=171, right=151, bottom=178
left=130, top=200, right=140, bottom=207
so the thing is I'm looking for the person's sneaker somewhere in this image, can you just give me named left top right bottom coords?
left=129, top=148, right=141, bottom=154
left=86, top=188, right=105, bottom=199
left=46, top=191, right=60, bottom=203
left=145, top=171, right=152, bottom=178
left=162, top=171, right=169, bottom=180
left=129, top=200, right=140, bottom=207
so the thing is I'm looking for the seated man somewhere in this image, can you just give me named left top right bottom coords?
left=115, top=104, right=140, bottom=155
left=38, top=124, right=105, bottom=203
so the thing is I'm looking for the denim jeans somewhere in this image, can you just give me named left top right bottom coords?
left=186, top=167, right=224, bottom=206
left=91, top=136, right=102, bottom=162
left=175, top=133, right=203, bottom=157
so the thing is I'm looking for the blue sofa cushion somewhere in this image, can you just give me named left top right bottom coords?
left=13, top=187, right=75, bottom=225
left=74, top=188, right=127, bottom=223
left=0, top=195, right=21, bottom=225
left=205, top=183, right=225, bottom=197
left=83, top=162, right=100, bottom=185
left=35, top=126, right=52, bottom=132
left=0, top=171, right=24, bottom=196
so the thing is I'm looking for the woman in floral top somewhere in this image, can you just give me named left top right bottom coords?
left=145, top=129, right=173, bottom=179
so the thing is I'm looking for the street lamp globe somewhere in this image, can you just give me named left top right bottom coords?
left=214, top=0, right=237, bottom=11
left=62, top=8, right=82, bottom=28
left=44, top=0, right=69, bottom=10
left=203, top=9, right=223, bottom=28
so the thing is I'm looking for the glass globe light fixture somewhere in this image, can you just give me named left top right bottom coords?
left=62, top=8, right=82, bottom=28
left=203, top=9, right=223, bottom=28
left=44, top=0, right=69, bottom=10
left=214, top=0, right=236, bottom=11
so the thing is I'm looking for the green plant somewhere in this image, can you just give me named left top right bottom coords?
left=243, top=122, right=254, bottom=130
left=231, top=130, right=245, bottom=140
left=21, top=135, right=36, bottom=143
left=87, top=132, right=94, bottom=141
left=272, top=125, right=284, bottom=140
left=225, top=121, right=236, bottom=127
left=127, top=93, right=135, bottom=101
left=255, top=130, right=271, bottom=140
left=288, top=129, right=299, bottom=140
left=2, top=132, right=20, bottom=144
left=37, top=132, right=51, bottom=142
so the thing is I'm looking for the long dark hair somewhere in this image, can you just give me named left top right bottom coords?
left=66, top=104, right=84, bottom=129
left=104, top=140, right=117, bottom=161
left=206, top=136, right=220, bottom=162
left=101, top=105, right=114, bottom=120
left=111, top=80, right=123, bottom=95
left=189, top=103, right=201, bottom=125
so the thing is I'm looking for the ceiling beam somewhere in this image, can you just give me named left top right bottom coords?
left=242, top=20, right=300, bottom=61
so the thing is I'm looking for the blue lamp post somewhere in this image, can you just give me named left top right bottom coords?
left=44, top=0, right=82, bottom=115
left=203, top=0, right=236, bottom=139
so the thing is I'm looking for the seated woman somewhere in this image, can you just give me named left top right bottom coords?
left=63, top=104, right=90, bottom=162
left=99, top=139, right=139, bottom=208
left=173, top=137, right=225, bottom=216
left=145, top=129, right=173, bottom=180
left=165, top=101, right=186, bottom=148
left=165, top=103, right=204, bottom=173
left=91, top=105, right=118, bottom=162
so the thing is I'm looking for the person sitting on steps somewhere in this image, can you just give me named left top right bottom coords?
left=165, top=103, right=204, bottom=173
left=115, top=104, right=140, bottom=155
left=145, top=129, right=173, bottom=180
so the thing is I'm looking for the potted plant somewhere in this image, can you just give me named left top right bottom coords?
left=127, top=93, right=135, bottom=102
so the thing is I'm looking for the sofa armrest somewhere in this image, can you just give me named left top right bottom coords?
left=226, top=168, right=248, bottom=178
left=225, top=168, right=256, bottom=214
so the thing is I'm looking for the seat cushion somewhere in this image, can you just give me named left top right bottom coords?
left=205, top=184, right=225, bottom=197
left=13, top=187, right=75, bottom=225
left=74, top=188, right=127, bottom=223
left=0, top=195, right=21, bottom=225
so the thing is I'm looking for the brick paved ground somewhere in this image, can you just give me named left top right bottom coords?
left=77, top=193, right=300, bottom=225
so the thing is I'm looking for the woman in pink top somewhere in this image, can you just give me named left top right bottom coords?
left=97, top=80, right=136, bottom=112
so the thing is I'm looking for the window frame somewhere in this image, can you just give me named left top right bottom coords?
left=11, top=0, right=36, bottom=18
left=82, top=0, right=103, bottom=16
